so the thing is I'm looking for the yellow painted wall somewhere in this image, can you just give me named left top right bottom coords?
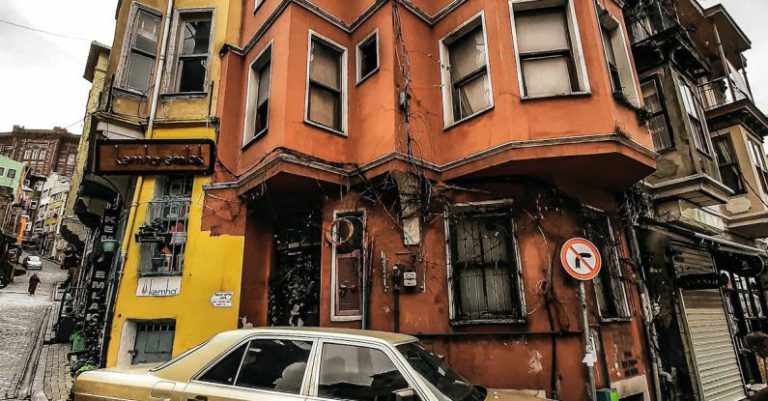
left=105, top=128, right=244, bottom=367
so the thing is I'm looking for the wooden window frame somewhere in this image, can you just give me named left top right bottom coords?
left=438, top=12, right=494, bottom=128
left=304, top=31, right=348, bottom=136
left=508, top=0, right=591, bottom=99
left=678, top=74, right=713, bottom=156
left=444, top=201, right=526, bottom=325
left=243, top=43, right=273, bottom=146
left=640, top=77, right=675, bottom=151
left=121, top=5, right=162, bottom=94
left=169, top=10, right=214, bottom=94
left=713, top=134, right=746, bottom=195
left=356, top=29, right=380, bottom=85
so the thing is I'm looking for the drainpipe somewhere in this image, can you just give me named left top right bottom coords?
left=146, top=0, right=174, bottom=138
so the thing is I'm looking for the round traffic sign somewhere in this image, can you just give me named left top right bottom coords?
left=560, top=238, right=602, bottom=280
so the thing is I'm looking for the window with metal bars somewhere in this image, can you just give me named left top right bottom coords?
left=446, top=203, right=524, bottom=323
left=583, top=211, right=630, bottom=319
left=173, top=11, right=212, bottom=93
left=132, top=320, right=175, bottom=364
left=641, top=77, right=674, bottom=151
left=138, top=176, right=193, bottom=276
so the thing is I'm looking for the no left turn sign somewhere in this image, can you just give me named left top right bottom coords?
left=560, top=238, right=602, bottom=281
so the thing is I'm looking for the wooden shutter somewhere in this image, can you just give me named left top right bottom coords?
left=335, top=250, right=361, bottom=316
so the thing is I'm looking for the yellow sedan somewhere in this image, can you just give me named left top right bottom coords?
left=73, top=327, right=544, bottom=401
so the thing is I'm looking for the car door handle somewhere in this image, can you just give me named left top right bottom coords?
left=188, top=395, right=207, bottom=401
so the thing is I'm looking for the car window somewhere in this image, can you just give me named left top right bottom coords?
left=317, top=343, right=415, bottom=401
left=235, top=339, right=313, bottom=394
left=199, top=343, right=247, bottom=385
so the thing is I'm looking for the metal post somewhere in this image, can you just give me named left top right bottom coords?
left=579, top=281, right=597, bottom=401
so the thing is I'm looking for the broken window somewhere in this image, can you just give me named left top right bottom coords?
left=331, top=211, right=365, bottom=320
left=748, top=140, right=768, bottom=195
left=356, top=31, right=379, bottom=83
left=124, top=8, right=161, bottom=93
left=641, top=78, right=674, bottom=151
left=173, top=12, right=212, bottom=93
left=714, top=136, right=745, bottom=194
left=317, top=343, right=414, bottom=401
left=513, top=3, right=581, bottom=97
left=440, top=16, right=491, bottom=124
left=244, top=45, right=272, bottom=143
left=583, top=212, right=630, bottom=319
left=446, top=203, right=524, bottom=323
left=307, top=36, right=345, bottom=132
left=679, top=76, right=711, bottom=155
left=137, top=176, right=193, bottom=276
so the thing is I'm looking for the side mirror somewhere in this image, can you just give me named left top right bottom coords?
left=393, top=388, right=416, bottom=401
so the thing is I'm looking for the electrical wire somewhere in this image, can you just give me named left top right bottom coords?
left=0, top=17, right=94, bottom=42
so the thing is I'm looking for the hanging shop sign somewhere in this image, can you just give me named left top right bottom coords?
left=560, top=237, right=602, bottom=281
left=676, top=273, right=728, bottom=290
left=95, top=139, right=215, bottom=175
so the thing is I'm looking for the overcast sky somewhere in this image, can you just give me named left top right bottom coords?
left=0, top=0, right=765, bottom=133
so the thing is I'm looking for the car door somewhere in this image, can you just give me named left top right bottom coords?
left=182, top=336, right=316, bottom=401
left=305, top=340, right=430, bottom=401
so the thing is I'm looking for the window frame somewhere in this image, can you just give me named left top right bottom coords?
left=308, top=338, right=428, bottom=401
left=438, top=12, right=494, bottom=128
left=640, top=76, right=675, bottom=152
left=713, top=133, right=746, bottom=195
left=193, top=334, right=318, bottom=396
left=444, top=200, right=526, bottom=325
left=8, top=169, right=16, bottom=179
left=167, top=9, right=214, bottom=94
left=243, top=42, right=273, bottom=147
left=508, top=0, right=591, bottom=100
left=120, top=4, right=163, bottom=94
left=676, top=74, right=713, bottom=157
left=330, top=209, right=366, bottom=322
left=598, top=12, right=640, bottom=105
left=304, top=31, right=348, bottom=136
left=748, top=139, right=768, bottom=197
left=355, top=29, right=380, bottom=85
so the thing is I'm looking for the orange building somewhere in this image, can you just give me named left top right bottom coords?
left=206, top=1, right=657, bottom=400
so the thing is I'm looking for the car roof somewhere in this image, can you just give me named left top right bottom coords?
left=222, top=327, right=417, bottom=345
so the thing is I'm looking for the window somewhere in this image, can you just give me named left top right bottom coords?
left=132, top=321, right=175, bottom=364
left=30, top=200, right=37, bottom=209
left=583, top=211, right=630, bottom=319
left=199, top=343, right=248, bottom=385
left=599, top=15, right=637, bottom=104
left=8, top=169, right=16, bottom=179
left=331, top=211, right=365, bottom=321
left=641, top=78, right=673, bottom=151
left=138, top=176, right=193, bottom=276
left=236, top=339, right=312, bottom=393
left=511, top=0, right=588, bottom=98
left=678, top=76, right=711, bottom=155
left=439, top=15, right=492, bottom=125
left=66, top=153, right=76, bottom=167
left=244, top=45, right=272, bottom=143
left=0, top=167, right=4, bottom=176
left=318, top=344, right=413, bottom=401
left=714, top=136, right=745, bottom=194
left=173, top=12, right=212, bottom=93
left=124, top=8, right=161, bottom=93
left=446, top=202, right=524, bottom=323
left=306, top=34, right=346, bottom=133
left=24, top=149, right=31, bottom=160
left=356, top=30, right=379, bottom=83
left=748, top=140, right=768, bottom=195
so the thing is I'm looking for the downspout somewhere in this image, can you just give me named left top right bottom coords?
left=146, top=0, right=174, bottom=138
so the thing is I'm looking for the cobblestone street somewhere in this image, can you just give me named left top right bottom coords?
left=0, top=255, right=68, bottom=401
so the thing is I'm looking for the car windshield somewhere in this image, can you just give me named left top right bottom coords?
left=28, top=257, right=40, bottom=261
left=397, top=342, right=486, bottom=401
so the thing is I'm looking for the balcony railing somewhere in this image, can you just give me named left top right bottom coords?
left=137, top=197, right=190, bottom=276
left=627, top=1, right=678, bottom=44
left=699, top=76, right=752, bottom=111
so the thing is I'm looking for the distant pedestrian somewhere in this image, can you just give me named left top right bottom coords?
left=28, top=273, right=41, bottom=295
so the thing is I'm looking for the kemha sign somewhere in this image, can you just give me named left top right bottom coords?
left=95, top=139, right=215, bottom=175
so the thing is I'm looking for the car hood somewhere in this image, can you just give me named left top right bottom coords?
left=485, top=389, right=551, bottom=401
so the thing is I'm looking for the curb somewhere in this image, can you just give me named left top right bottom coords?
left=16, top=306, right=52, bottom=400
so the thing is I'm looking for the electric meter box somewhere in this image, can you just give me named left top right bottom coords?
left=402, top=271, right=418, bottom=288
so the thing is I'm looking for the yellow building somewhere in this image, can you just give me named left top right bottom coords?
left=77, top=0, right=244, bottom=367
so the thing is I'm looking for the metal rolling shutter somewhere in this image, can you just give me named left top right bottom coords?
left=681, top=290, right=746, bottom=401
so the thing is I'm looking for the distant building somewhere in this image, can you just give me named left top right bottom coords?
left=35, top=173, right=70, bottom=259
left=0, top=125, right=80, bottom=177
left=0, top=155, right=27, bottom=282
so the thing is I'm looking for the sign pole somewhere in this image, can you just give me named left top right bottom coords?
left=579, top=281, right=597, bottom=401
